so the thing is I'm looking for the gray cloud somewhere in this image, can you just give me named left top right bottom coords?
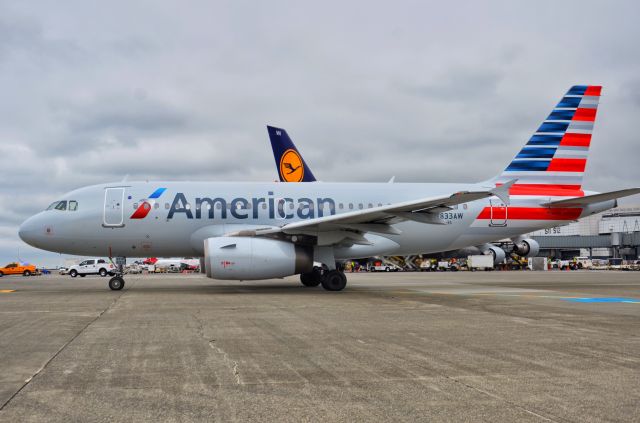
left=1, top=0, right=640, bottom=266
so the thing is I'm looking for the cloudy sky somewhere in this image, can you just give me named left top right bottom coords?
left=1, top=1, right=639, bottom=266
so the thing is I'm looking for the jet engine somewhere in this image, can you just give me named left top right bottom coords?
left=204, top=237, right=313, bottom=280
left=482, top=244, right=506, bottom=264
left=512, top=238, right=540, bottom=257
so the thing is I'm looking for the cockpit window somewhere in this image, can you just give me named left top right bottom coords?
left=46, top=202, right=59, bottom=210
left=69, top=201, right=78, bottom=211
left=54, top=201, right=67, bottom=211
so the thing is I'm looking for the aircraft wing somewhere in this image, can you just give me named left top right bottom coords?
left=240, top=182, right=515, bottom=240
left=542, top=188, right=640, bottom=208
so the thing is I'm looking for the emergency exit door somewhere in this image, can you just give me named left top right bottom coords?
left=489, top=199, right=508, bottom=227
left=104, top=188, right=125, bottom=227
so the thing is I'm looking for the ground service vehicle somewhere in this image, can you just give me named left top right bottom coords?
left=467, top=255, right=494, bottom=271
left=371, top=263, right=401, bottom=272
left=0, top=262, right=37, bottom=277
left=68, top=259, right=115, bottom=278
left=573, top=257, right=593, bottom=269
left=420, top=258, right=437, bottom=271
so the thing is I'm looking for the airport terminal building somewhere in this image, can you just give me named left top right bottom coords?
left=528, top=205, right=640, bottom=260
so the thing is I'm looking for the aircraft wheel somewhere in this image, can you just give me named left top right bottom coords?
left=300, top=269, right=322, bottom=287
left=321, top=270, right=347, bottom=291
left=108, top=276, right=125, bottom=291
left=69, top=269, right=78, bottom=278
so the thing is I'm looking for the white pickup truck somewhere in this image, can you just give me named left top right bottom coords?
left=68, top=259, right=116, bottom=278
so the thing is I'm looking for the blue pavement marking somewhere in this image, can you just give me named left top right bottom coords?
left=562, top=297, right=640, bottom=304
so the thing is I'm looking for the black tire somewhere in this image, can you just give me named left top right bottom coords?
left=577, top=263, right=583, bottom=269
left=99, top=268, right=108, bottom=277
left=108, top=276, right=125, bottom=291
left=300, top=269, right=322, bottom=287
left=69, top=269, right=78, bottom=278
left=23, top=270, right=31, bottom=276
left=321, top=270, right=347, bottom=291
left=0, top=271, right=3, bottom=277
left=385, top=267, right=390, bottom=272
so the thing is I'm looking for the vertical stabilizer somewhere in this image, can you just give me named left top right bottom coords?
left=267, top=126, right=317, bottom=182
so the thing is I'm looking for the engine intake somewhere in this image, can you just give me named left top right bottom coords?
left=513, top=238, right=540, bottom=257
left=481, top=244, right=506, bottom=265
left=204, top=237, right=313, bottom=280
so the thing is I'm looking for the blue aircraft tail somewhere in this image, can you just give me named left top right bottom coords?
left=267, top=126, right=317, bottom=182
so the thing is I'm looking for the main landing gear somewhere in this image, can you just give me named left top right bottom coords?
left=299, top=267, right=347, bottom=291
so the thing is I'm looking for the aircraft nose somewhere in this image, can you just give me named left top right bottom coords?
left=18, top=215, right=40, bottom=247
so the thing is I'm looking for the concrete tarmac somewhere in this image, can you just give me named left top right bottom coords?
left=0, top=271, right=639, bottom=422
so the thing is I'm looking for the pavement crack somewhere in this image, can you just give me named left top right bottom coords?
left=191, top=312, right=242, bottom=385
left=209, top=340, right=241, bottom=385
left=441, top=374, right=565, bottom=423
left=0, top=287, right=129, bottom=411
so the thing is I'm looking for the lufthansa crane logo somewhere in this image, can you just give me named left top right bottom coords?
left=279, top=149, right=304, bottom=182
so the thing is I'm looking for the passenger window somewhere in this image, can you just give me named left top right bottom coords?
left=54, top=201, right=67, bottom=211
left=165, top=203, right=169, bottom=209
left=154, top=203, right=159, bottom=209
left=339, top=203, right=344, bottom=209
left=349, top=203, right=353, bottom=210
left=133, top=203, right=138, bottom=209
left=358, top=203, right=363, bottom=209
left=368, top=203, right=373, bottom=208
left=69, top=201, right=78, bottom=211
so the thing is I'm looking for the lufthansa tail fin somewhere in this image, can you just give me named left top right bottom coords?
left=494, top=85, right=601, bottom=196
left=267, top=126, right=317, bottom=182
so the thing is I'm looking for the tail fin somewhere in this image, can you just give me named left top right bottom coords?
left=495, top=85, right=601, bottom=195
left=267, top=126, right=317, bottom=182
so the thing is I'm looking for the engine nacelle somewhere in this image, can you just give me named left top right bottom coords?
left=512, top=238, right=540, bottom=257
left=204, top=237, right=313, bottom=280
left=482, top=244, right=506, bottom=264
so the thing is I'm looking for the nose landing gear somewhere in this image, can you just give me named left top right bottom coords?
left=108, top=256, right=126, bottom=291
left=108, top=276, right=125, bottom=290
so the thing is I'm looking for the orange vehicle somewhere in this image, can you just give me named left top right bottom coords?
left=0, top=262, right=37, bottom=277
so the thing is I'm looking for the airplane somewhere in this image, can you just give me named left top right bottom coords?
left=18, top=85, right=640, bottom=292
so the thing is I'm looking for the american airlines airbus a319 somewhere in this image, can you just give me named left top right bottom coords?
left=19, top=85, right=640, bottom=291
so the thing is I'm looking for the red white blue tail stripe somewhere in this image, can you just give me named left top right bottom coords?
left=496, top=85, right=601, bottom=196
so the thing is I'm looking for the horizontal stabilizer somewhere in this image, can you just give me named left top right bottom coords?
left=542, top=188, right=640, bottom=207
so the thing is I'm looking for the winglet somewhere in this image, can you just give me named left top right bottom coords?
left=490, top=179, right=517, bottom=205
